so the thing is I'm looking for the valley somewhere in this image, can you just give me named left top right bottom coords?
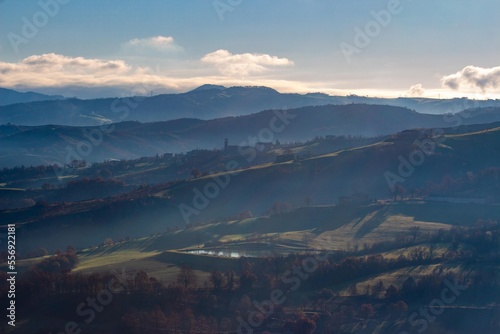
left=1, top=89, right=499, bottom=334
left=2, top=2, right=500, bottom=332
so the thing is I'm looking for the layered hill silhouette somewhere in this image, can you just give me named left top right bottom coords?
left=0, top=87, right=64, bottom=106
left=1, top=85, right=500, bottom=126
left=2, top=104, right=500, bottom=167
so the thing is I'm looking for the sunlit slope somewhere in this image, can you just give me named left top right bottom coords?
left=10, top=201, right=497, bottom=271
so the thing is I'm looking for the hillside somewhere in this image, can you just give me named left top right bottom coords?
left=3, top=124, right=500, bottom=252
left=2, top=123, right=500, bottom=334
left=7, top=200, right=499, bottom=274
left=2, top=104, right=500, bottom=167
left=5, top=201, right=499, bottom=334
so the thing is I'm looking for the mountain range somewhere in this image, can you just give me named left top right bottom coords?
left=1, top=85, right=500, bottom=126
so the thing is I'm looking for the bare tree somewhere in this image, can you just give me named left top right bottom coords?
left=210, top=271, right=225, bottom=291
left=410, top=246, right=427, bottom=262
left=177, top=265, right=198, bottom=288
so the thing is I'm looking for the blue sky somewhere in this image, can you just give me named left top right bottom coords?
left=0, top=0, right=499, bottom=99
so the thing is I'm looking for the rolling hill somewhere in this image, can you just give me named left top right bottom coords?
left=2, top=104, right=500, bottom=167
left=1, top=85, right=500, bottom=126
left=2, top=120, right=500, bottom=334
left=2, top=122, right=500, bottom=252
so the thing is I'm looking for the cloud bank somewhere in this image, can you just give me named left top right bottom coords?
left=201, top=49, right=294, bottom=76
left=3, top=53, right=498, bottom=100
left=441, top=65, right=500, bottom=93
left=0, top=52, right=303, bottom=98
left=0, top=53, right=177, bottom=97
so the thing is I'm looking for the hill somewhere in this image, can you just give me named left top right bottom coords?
left=0, top=87, right=64, bottom=106
left=1, top=85, right=500, bottom=126
left=3, top=123, right=500, bottom=252
left=3, top=104, right=500, bottom=167
left=2, top=123, right=500, bottom=334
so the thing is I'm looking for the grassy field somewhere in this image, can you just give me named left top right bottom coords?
left=10, top=201, right=499, bottom=289
left=338, top=262, right=499, bottom=297
left=76, top=251, right=211, bottom=285
left=75, top=245, right=213, bottom=284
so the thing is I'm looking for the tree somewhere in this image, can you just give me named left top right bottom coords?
left=371, top=280, right=385, bottom=298
left=191, top=168, right=201, bottom=178
left=410, top=246, right=427, bottom=262
left=103, top=238, right=114, bottom=246
left=401, top=276, right=417, bottom=298
left=210, top=271, right=225, bottom=291
left=239, top=270, right=257, bottom=292
left=385, top=284, right=399, bottom=300
left=237, top=294, right=252, bottom=315
left=134, top=270, right=151, bottom=292
left=391, top=184, right=406, bottom=201
left=177, top=265, right=197, bottom=289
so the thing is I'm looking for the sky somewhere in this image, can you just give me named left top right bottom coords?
left=0, top=0, right=499, bottom=99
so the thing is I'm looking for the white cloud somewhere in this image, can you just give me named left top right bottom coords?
left=407, top=84, right=425, bottom=97
left=2, top=53, right=498, bottom=100
left=0, top=53, right=299, bottom=98
left=122, top=35, right=182, bottom=53
left=441, top=65, right=500, bottom=93
left=0, top=53, right=174, bottom=95
left=201, top=49, right=294, bottom=76
left=20, top=53, right=131, bottom=73
left=0, top=54, right=135, bottom=89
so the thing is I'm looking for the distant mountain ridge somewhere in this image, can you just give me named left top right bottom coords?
left=0, top=87, right=64, bottom=107
left=1, top=85, right=500, bottom=126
